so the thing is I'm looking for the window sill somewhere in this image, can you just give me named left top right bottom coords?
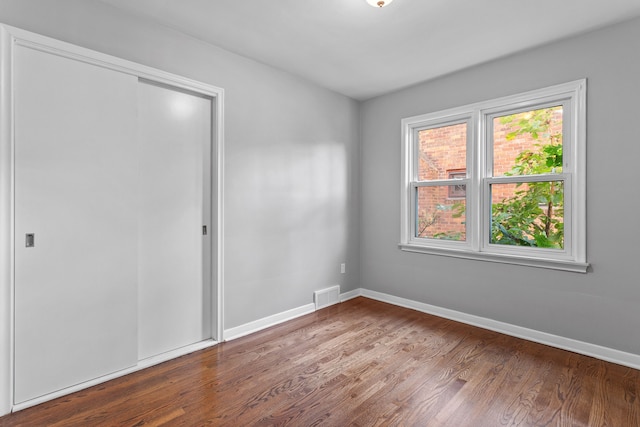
left=398, top=243, right=589, bottom=273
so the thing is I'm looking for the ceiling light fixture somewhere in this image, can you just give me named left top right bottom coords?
left=366, top=0, right=394, bottom=7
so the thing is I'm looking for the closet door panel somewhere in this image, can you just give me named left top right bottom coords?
left=137, top=81, right=212, bottom=360
left=14, top=46, right=139, bottom=403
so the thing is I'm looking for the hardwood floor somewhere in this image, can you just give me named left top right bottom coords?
left=1, top=297, right=638, bottom=426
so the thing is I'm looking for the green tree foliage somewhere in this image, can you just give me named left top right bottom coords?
left=491, top=108, right=564, bottom=249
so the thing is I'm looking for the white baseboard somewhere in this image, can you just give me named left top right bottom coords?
left=223, top=286, right=640, bottom=370
left=224, top=303, right=316, bottom=341
left=12, top=339, right=218, bottom=413
left=340, top=288, right=362, bottom=302
left=223, top=288, right=364, bottom=342
left=358, top=288, right=640, bottom=370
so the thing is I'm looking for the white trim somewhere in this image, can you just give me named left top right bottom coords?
left=570, top=80, right=587, bottom=265
left=340, top=289, right=363, bottom=302
left=9, top=27, right=220, bottom=98
left=358, top=289, right=640, bottom=370
left=224, top=303, right=316, bottom=341
left=224, top=289, right=365, bottom=341
left=398, top=244, right=589, bottom=272
left=0, top=24, right=14, bottom=417
left=0, top=23, right=225, bottom=415
left=213, top=84, right=225, bottom=343
left=12, top=340, right=218, bottom=413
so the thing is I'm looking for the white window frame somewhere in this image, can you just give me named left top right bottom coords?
left=400, top=80, right=588, bottom=273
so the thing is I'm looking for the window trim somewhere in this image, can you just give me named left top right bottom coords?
left=400, top=80, right=588, bottom=273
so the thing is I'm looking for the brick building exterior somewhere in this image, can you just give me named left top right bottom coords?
left=417, top=107, right=563, bottom=241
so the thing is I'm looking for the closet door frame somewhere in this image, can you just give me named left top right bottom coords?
left=0, top=23, right=225, bottom=415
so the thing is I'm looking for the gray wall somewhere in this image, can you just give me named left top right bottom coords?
left=0, top=0, right=361, bottom=330
left=360, top=17, right=640, bottom=355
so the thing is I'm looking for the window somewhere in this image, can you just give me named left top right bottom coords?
left=400, top=80, right=587, bottom=272
left=447, top=170, right=466, bottom=199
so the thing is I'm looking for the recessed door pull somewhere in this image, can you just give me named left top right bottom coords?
left=25, top=233, right=35, bottom=248
left=202, top=225, right=207, bottom=236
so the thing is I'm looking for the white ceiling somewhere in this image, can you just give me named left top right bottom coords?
left=100, top=0, right=640, bottom=100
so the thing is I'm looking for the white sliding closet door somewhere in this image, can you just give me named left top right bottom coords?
left=137, top=81, right=212, bottom=360
left=14, top=46, right=139, bottom=403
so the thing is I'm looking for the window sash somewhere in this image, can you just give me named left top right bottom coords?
left=410, top=183, right=470, bottom=248
left=406, top=114, right=474, bottom=249
left=485, top=99, right=573, bottom=179
left=481, top=174, right=572, bottom=260
left=411, top=116, right=473, bottom=183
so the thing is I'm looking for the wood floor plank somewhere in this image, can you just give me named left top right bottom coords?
left=1, top=297, right=639, bottom=426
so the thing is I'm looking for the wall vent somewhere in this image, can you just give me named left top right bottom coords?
left=314, top=285, right=340, bottom=310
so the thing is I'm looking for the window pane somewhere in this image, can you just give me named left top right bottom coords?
left=493, top=106, right=563, bottom=177
left=418, top=123, right=466, bottom=181
left=416, top=186, right=466, bottom=241
left=490, top=181, right=564, bottom=249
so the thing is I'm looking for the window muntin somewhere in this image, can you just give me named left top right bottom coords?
left=400, top=81, right=587, bottom=271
